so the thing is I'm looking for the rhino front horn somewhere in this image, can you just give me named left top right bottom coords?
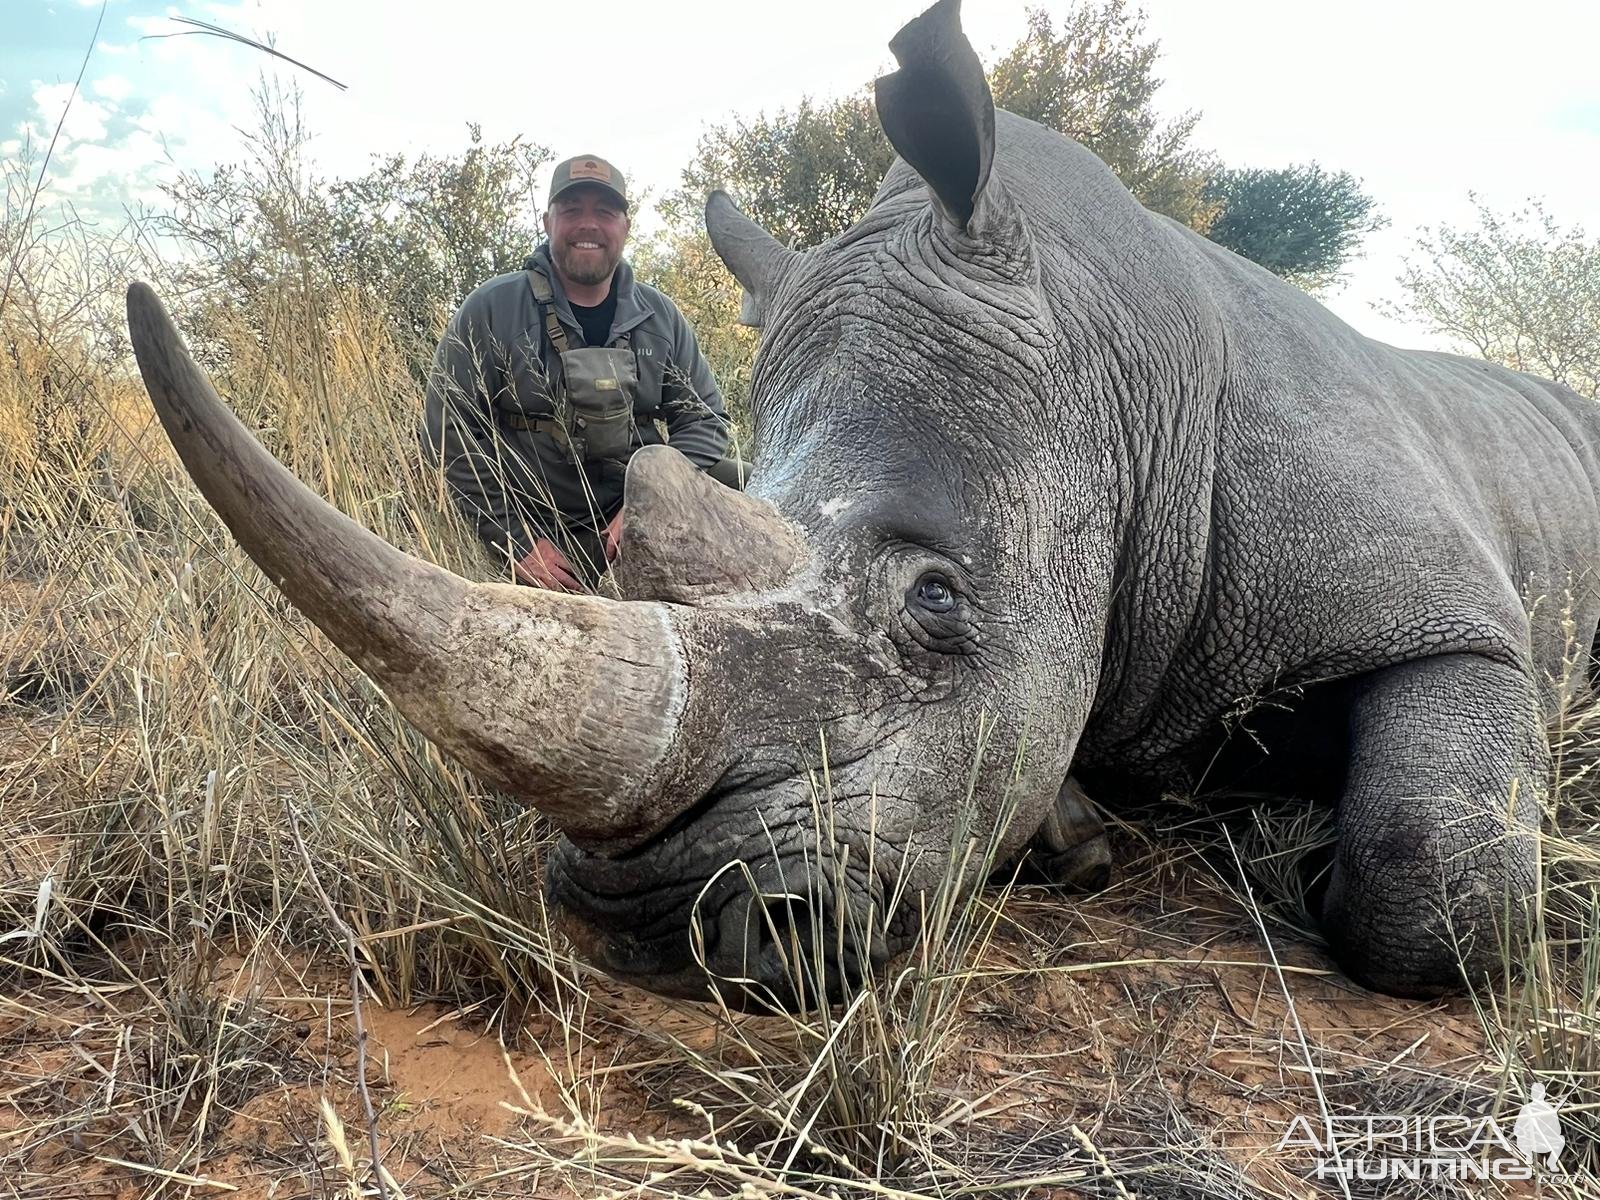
left=125, top=281, right=712, bottom=851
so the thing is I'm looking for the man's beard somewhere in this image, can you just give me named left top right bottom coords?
left=553, top=240, right=622, bottom=287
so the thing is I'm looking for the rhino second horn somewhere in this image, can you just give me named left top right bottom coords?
left=613, top=446, right=809, bottom=603
left=125, top=281, right=706, bottom=851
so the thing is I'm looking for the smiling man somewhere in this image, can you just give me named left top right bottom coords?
left=422, top=154, right=741, bottom=591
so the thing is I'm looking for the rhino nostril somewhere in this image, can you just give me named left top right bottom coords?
left=763, top=890, right=889, bottom=1000
left=704, top=873, right=890, bottom=1009
left=757, top=893, right=819, bottom=972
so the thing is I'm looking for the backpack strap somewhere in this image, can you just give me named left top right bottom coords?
left=526, top=268, right=572, bottom=355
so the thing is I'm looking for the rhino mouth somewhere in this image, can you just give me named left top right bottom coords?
left=547, top=783, right=896, bottom=1007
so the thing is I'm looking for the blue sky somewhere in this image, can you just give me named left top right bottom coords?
left=3, top=1, right=231, bottom=220
left=5, top=0, right=1600, bottom=349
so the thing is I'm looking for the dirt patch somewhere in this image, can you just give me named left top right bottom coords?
left=366, top=1002, right=534, bottom=1139
left=0, top=873, right=1574, bottom=1198
left=1, top=738, right=1588, bottom=1198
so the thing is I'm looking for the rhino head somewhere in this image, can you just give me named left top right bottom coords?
left=130, top=0, right=1211, bottom=1003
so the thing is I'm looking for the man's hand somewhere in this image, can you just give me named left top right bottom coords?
left=515, top=539, right=586, bottom=592
left=604, top=508, right=624, bottom=563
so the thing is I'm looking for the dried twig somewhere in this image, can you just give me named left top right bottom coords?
left=286, top=800, right=393, bottom=1200
left=1069, top=1125, right=1135, bottom=1200
left=141, top=17, right=347, bottom=90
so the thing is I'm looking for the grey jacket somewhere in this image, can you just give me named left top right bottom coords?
left=421, top=244, right=730, bottom=563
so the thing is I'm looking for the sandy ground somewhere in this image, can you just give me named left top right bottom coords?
left=0, top=854, right=1543, bottom=1199
left=0, top=573, right=1582, bottom=1199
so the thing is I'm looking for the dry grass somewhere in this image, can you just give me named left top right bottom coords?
left=3, top=142, right=1599, bottom=1200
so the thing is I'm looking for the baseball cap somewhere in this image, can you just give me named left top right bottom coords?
left=548, top=154, right=629, bottom=211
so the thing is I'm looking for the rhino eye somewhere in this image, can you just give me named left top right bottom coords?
left=898, top=568, right=977, bottom=659
left=913, top=574, right=956, bottom=612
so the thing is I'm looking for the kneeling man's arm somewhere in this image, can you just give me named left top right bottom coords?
left=421, top=308, right=542, bottom=565
left=660, top=314, right=732, bottom=470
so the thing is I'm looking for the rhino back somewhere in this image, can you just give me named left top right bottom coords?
left=972, top=112, right=1600, bottom=764
left=1135, top=197, right=1600, bottom=762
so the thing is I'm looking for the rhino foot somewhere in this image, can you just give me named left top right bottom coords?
left=1022, top=776, right=1114, bottom=893
left=1319, top=653, right=1545, bottom=997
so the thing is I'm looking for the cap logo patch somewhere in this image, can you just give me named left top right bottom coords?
left=570, top=159, right=613, bottom=183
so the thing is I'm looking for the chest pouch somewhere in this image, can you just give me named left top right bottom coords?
left=526, top=268, right=645, bottom=466
left=557, top=344, right=640, bottom=464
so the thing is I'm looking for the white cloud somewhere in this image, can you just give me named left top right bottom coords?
left=52, top=128, right=172, bottom=201
left=133, top=92, right=241, bottom=175
left=29, top=81, right=111, bottom=145
left=92, top=74, right=133, bottom=103
left=124, top=11, right=178, bottom=38
left=13, top=54, right=207, bottom=215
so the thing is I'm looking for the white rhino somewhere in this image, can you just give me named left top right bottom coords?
left=127, top=0, right=1599, bottom=1002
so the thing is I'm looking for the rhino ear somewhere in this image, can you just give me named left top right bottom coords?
left=874, top=0, right=995, bottom=233
left=706, top=190, right=796, bottom=328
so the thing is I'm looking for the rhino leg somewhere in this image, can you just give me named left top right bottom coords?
left=1024, top=776, right=1113, bottom=892
left=1320, top=653, right=1546, bottom=997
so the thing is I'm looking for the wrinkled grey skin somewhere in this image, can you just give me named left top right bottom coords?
left=549, top=0, right=1600, bottom=1002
